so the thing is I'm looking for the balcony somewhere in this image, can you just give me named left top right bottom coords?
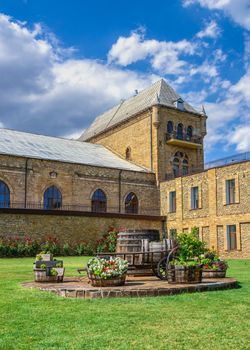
left=165, top=132, right=202, bottom=149
left=165, top=167, right=204, bottom=181
left=0, top=202, right=161, bottom=217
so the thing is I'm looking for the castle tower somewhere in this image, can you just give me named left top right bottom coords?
left=79, top=79, right=207, bottom=184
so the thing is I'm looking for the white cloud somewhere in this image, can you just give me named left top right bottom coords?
left=196, top=20, right=222, bottom=38
left=0, top=14, right=157, bottom=136
left=230, top=126, right=250, bottom=151
left=183, top=0, right=250, bottom=30
left=108, top=31, right=196, bottom=75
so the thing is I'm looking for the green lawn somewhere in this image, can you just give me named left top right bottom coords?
left=0, top=258, right=250, bottom=350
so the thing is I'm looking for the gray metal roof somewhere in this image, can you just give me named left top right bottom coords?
left=0, top=128, right=148, bottom=172
left=80, top=79, right=202, bottom=141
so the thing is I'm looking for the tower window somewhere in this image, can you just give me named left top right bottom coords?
left=182, top=159, right=189, bottom=175
left=167, top=121, right=173, bottom=134
left=125, top=147, right=131, bottom=160
left=186, top=126, right=193, bottom=140
left=177, top=123, right=183, bottom=140
left=173, top=158, right=180, bottom=177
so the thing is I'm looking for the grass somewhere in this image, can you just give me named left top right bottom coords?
left=0, top=258, right=250, bottom=350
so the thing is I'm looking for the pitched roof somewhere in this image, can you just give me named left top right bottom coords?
left=0, top=128, right=148, bottom=172
left=80, top=79, right=202, bottom=141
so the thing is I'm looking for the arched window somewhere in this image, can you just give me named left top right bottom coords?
left=91, top=189, right=107, bottom=213
left=167, top=121, right=173, bottom=134
left=0, top=181, right=10, bottom=208
left=177, top=123, right=183, bottom=140
left=125, top=147, right=131, bottom=160
left=125, top=192, right=138, bottom=214
left=173, top=158, right=180, bottom=177
left=186, top=126, right=193, bottom=140
left=182, top=159, right=189, bottom=175
left=44, top=186, right=62, bottom=209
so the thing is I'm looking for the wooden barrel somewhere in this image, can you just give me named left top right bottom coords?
left=148, top=241, right=167, bottom=262
left=116, top=230, right=160, bottom=267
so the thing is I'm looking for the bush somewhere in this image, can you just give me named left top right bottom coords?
left=96, top=228, right=118, bottom=253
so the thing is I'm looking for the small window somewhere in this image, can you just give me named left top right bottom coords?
left=44, top=186, right=62, bottom=209
left=169, top=229, right=177, bottom=239
left=0, top=180, right=10, bottom=208
left=186, top=126, right=193, bottom=140
left=226, top=179, right=236, bottom=204
left=191, top=186, right=199, bottom=209
left=227, top=225, right=237, bottom=250
left=125, top=192, right=138, bottom=214
left=177, top=123, right=183, bottom=140
left=91, top=189, right=107, bottom=213
left=167, top=121, right=173, bottom=134
left=125, top=147, right=131, bottom=160
left=169, top=191, right=176, bottom=213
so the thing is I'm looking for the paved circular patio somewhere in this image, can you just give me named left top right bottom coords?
left=22, top=276, right=238, bottom=299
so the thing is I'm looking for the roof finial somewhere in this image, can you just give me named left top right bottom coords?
left=202, top=105, right=206, bottom=115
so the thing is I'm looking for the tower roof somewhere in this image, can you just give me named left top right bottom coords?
left=80, top=79, right=202, bottom=141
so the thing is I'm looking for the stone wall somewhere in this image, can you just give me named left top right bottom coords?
left=0, top=154, right=160, bottom=215
left=0, top=211, right=165, bottom=244
left=160, top=161, right=250, bottom=258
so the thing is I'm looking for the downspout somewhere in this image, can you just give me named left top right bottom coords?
left=118, top=170, right=122, bottom=213
left=24, top=158, right=29, bottom=208
left=150, top=113, right=153, bottom=171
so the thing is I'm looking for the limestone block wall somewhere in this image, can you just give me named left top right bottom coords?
left=160, top=161, right=250, bottom=258
left=0, top=154, right=160, bottom=215
left=88, top=110, right=153, bottom=170
left=0, top=211, right=164, bottom=244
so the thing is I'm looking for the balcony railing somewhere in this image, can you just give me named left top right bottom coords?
left=165, top=132, right=202, bottom=147
left=0, top=202, right=161, bottom=217
left=165, top=167, right=204, bottom=181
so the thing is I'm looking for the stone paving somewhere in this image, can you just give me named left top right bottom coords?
left=22, top=276, right=238, bottom=299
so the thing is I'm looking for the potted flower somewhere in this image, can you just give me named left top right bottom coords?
left=36, top=250, right=53, bottom=262
left=201, top=251, right=228, bottom=278
left=167, top=229, right=206, bottom=284
left=87, top=256, right=128, bottom=287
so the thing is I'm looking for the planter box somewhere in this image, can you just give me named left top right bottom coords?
left=202, top=269, right=227, bottom=279
left=41, top=253, right=53, bottom=261
left=167, top=265, right=202, bottom=284
left=34, top=268, right=57, bottom=283
left=87, top=270, right=127, bottom=287
left=54, top=267, right=65, bottom=282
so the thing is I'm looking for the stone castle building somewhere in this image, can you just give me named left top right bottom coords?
left=0, top=79, right=249, bottom=257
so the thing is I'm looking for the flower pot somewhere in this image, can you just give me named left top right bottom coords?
left=34, top=268, right=57, bottom=283
left=202, top=269, right=226, bottom=279
left=87, top=270, right=127, bottom=287
left=167, top=265, right=202, bottom=284
left=41, top=253, right=53, bottom=261
left=54, top=267, right=65, bottom=282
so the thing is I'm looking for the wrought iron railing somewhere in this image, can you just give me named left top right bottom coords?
left=205, top=152, right=250, bottom=169
left=165, top=132, right=202, bottom=144
left=165, top=152, right=250, bottom=181
left=0, top=201, right=161, bottom=216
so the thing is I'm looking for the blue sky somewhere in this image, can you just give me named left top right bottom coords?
left=0, top=0, right=249, bottom=162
